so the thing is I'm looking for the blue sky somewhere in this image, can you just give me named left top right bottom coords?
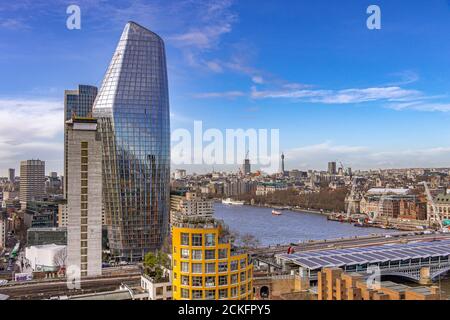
left=1, top=0, right=450, bottom=174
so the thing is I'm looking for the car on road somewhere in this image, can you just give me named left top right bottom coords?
left=0, top=280, right=8, bottom=286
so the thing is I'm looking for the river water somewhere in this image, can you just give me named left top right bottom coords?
left=215, top=203, right=450, bottom=299
left=214, top=203, right=395, bottom=246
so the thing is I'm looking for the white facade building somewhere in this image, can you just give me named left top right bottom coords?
left=170, top=192, right=213, bottom=226
left=140, top=271, right=172, bottom=300
left=25, top=244, right=67, bottom=272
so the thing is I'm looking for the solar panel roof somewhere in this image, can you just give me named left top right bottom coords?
left=276, top=240, right=450, bottom=270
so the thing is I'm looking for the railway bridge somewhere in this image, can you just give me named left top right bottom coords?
left=276, top=239, right=450, bottom=285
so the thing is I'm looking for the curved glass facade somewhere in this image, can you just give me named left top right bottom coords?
left=93, top=22, right=170, bottom=260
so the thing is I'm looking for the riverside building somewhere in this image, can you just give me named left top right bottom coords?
left=172, top=217, right=253, bottom=300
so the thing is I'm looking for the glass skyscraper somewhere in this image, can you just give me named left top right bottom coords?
left=64, top=85, right=98, bottom=198
left=93, top=22, right=170, bottom=260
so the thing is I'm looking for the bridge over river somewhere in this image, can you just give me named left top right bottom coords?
left=275, top=239, right=450, bottom=284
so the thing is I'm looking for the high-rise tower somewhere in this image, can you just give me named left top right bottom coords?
left=19, top=160, right=45, bottom=208
left=66, top=117, right=102, bottom=277
left=8, top=168, right=15, bottom=183
left=64, top=85, right=98, bottom=198
left=93, top=22, right=170, bottom=260
left=281, top=153, right=285, bottom=175
left=328, top=161, right=337, bottom=175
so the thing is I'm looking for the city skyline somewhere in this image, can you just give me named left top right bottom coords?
left=1, top=1, right=450, bottom=173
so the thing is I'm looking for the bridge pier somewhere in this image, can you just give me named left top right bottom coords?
left=419, top=267, right=432, bottom=285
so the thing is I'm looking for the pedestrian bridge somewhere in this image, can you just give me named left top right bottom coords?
left=276, top=239, right=450, bottom=284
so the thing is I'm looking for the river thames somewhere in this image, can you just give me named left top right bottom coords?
left=214, top=203, right=395, bottom=246
left=215, top=203, right=450, bottom=298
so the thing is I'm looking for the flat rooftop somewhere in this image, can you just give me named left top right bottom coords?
left=277, top=239, right=450, bottom=270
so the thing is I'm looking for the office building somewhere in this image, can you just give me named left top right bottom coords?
left=174, top=169, right=187, bottom=180
left=66, top=117, right=102, bottom=277
left=170, top=191, right=213, bottom=226
left=64, top=85, right=98, bottom=198
left=27, top=227, right=67, bottom=246
left=20, top=160, right=45, bottom=207
left=241, top=159, right=251, bottom=176
left=8, top=168, right=15, bottom=183
left=328, top=162, right=337, bottom=175
left=23, top=200, right=60, bottom=228
left=428, top=191, right=450, bottom=224
left=93, top=22, right=170, bottom=260
left=172, top=218, right=253, bottom=300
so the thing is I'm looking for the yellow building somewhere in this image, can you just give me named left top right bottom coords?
left=172, top=218, right=253, bottom=300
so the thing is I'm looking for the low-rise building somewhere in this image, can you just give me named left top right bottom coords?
left=317, top=267, right=440, bottom=300
left=170, top=191, right=213, bottom=227
left=140, top=271, right=173, bottom=300
left=27, top=227, right=67, bottom=246
left=256, top=183, right=287, bottom=196
left=360, top=193, right=425, bottom=220
left=25, top=244, right=67, bottom=272
left=428, top=192, right=450, bottom=224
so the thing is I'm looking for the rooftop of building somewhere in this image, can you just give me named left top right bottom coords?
left=66, top=290, right=132, bottom=301
left=378, top=281, right=410, bottom=293
left=172, top=216, right=225, bottom=230
left=141, top=272, right=171, bottom=284
left=27, top=243, right=66, bottom=250
left=367, top=188, right=411, bottom=195
left=65, top=116, right=97, bottom=124
left=27, top=227, right=66, bottom=232
left=277, top=239, right=450, bottom=270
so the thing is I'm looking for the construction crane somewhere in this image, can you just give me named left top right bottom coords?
left=420, top=181, right=444, bottom=231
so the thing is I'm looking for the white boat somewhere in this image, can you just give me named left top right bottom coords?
left=222, top=198, right=245, bottom=206
left=272, top=210, right=282, bottom=216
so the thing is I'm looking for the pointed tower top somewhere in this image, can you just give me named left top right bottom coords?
left=121, top=21, right=163, bottom=43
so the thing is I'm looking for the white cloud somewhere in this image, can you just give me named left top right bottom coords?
left=205, top=60, right=224, bottom=73
left=0, top=98, right=63, bottom=173
left=171, top=24, right=232, bottom=50
left=168, top=0, right=236, bottom=52
left=284, top=141, right=450, bottom=171
left=388, top=70, right=420, bottom=86
left=0, top=18, right=30, bottom=30
left=251, top=86, right=422, bottom=104
left=251, top=76, right=264, bottom=84
left=193, top=91, right=245, bottom=99
left=387, top=101, right=450, bottom=112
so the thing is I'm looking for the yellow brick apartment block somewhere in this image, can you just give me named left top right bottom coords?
left=172, top=221, right=253, bottom=300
